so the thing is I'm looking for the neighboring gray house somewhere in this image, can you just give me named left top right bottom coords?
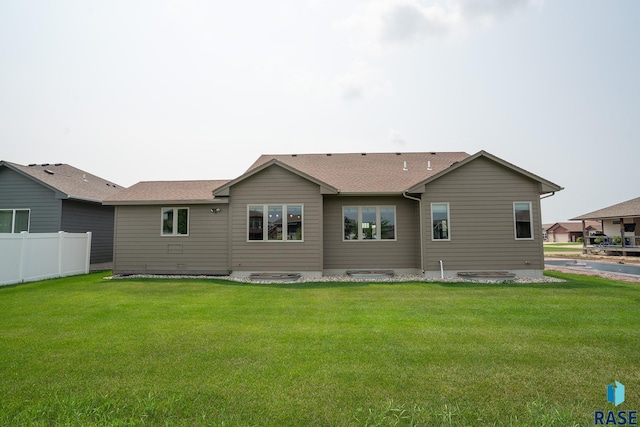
left=0, top=161, right=123, bottom=263
left=104, top=151, right=563, bottom=278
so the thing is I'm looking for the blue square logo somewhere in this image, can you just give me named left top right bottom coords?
left=608, top=381, right=625, bottom=406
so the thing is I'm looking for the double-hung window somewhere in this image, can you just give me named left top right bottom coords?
left=248, top=204, right=303, bottom=241
left=343, top=206, right=396, bottom=241
left=431, top=203, right=450, bottom=241
left=514, top=202, right=533, bottom=239
left=0, top=209, right=30, bottom=233
left=162, top=208, right=189, bottom=236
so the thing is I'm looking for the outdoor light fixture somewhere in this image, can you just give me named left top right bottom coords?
left=211, top=208, right=221, bottom=214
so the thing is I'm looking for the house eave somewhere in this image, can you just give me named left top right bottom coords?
left=103, top=199, right=229, bottom=206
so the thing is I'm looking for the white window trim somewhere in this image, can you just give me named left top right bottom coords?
left=342, top=206, right=397, bottom=242
left=513, top=201, right=534, bottom=240
left=161, top=207, right=190, bottom=237
left=431, top=202, right=451, bottom=241
left=246, top=204, right=304, bottom=242
left=0, top=208, right=30, bottom=233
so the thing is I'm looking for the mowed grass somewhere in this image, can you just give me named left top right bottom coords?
left=1, top=272, right=639, bottom=426
left=543, top=242, right=584, bottom=252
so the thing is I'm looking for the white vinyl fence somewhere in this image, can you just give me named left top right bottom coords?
left=0, top=231, right=92, bottom=286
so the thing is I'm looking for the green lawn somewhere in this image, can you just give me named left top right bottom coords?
left=543, top=243, right=584, bottom=252
left=1, top=272, right=639, bottom=426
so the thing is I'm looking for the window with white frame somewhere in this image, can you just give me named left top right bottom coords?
left=431, top=203, right=450, bottom=240
left=247, top=204, right=303, bottom=241
left=343, top=206, right=396, bottom=241
left=162, top=207, right=189, bottom=236
left=0, top=209, right=30, bottom=233
left=514, top=202, right=533, bottom=239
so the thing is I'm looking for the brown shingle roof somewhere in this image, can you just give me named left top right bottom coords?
left=1, top=161, right=122, bottom=202
left=103, top=180, right=229, bottom=205
left=571, top=196, right=640, bottom=220
left=247, top=152, right=470, bottom=193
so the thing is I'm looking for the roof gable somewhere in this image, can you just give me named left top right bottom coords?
left=407, top=151, right=563, bottom=194
left=212, top=159, right=339, bottom=196
left=0, top=161, right=123, bottom=203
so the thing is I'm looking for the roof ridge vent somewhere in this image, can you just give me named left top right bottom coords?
left=361, top=153, right=367, bottom=156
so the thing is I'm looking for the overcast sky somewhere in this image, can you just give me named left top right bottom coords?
left=1, top=0, right=638, bottom=223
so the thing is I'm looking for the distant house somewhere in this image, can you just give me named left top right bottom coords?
left=545, top=221, right=602, bottom=243
left=104, top=151, right=562, bottom=278
left=571, top=196, right=640, bottom=255
left=0, top=161, right=123, bottom=263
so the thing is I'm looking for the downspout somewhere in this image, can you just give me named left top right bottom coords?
left=403, top=191, right=424, bottom=274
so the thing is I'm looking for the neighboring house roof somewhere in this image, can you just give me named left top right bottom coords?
left=547, top=221, right=601, bottom=233
left=0, top=160, right=122, bottom=203
left=571, top=196, right=640, bottom=221
left=103, top=180, right=230, bottom=205
left=216, top=152, right=470, bottom=195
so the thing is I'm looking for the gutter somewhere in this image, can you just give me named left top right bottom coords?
left=403, top=191, right=424, bottom=273
left=540, top=191, right=556, bottom=200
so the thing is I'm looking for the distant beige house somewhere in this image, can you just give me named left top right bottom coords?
left=545, top=221, right=602, bottom=243
left=104, top=151, right=563, bottom=279
left=571, top=196, right=640, bottom=255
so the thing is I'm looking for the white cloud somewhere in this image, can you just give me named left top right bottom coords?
left=339, top=0, right=540, bottom=50
left=388, top=128, right=407, bottom=146
left=333, top=60, right=392, bottom=100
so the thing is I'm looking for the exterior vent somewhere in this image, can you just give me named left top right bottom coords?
left=403, top=161, right=408, bottom=171
left=427, top=161, right=432, bottom=171
left=292, top=154, right=297, bottom=157
left=361, top=153, right=367, bottom=156
left=44, top=169, right=54, bottom=175
left=28, top=164, right=36, bottom=167
left=326, top=153, right=332, bottom=156
left=41, top=163, right=49, bottom=166
left=54, top=163, right=62, bottom=166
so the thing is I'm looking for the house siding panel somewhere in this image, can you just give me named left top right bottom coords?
left=0, top=167, right=62, bottom=232
left=422, top=157, right=544, bottom=273
left=323, top=195, right=420, bottom=271
left=61, top=200, right=115, bottom=263
left=112, top=204, right=229, bottom=274
left=229, top=166, right=323, bottom=272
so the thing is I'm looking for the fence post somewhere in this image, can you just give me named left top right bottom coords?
left=19, top=231, right=28, bottom=283
left=85, top=232, right=92, bottom=274
left=58, top=231, right=65, bottom=276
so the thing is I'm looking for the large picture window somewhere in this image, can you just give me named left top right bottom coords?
left=514, top=202, right=533, bottom=239
left=0, top=209, right=30, bottom=233
left=248, top=204, right=303, bottom=242
left=431, top=203, right=450, bottom=241
left=162, top=208, right=189, bottom=236
left=343, top=206, right=396, bottom=241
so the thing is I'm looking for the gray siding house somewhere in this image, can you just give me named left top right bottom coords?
left=0, top=161, right=123, bottom=264
left=104, top=151, right=562, bottom=278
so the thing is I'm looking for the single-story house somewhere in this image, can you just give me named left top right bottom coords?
left=545, top=221, right=601, bottom=243
left=570, top=196, right=640, bottom=255
left=0, top=161, right=123, bottom=263
left=103, top=150, right=563, bottom=278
